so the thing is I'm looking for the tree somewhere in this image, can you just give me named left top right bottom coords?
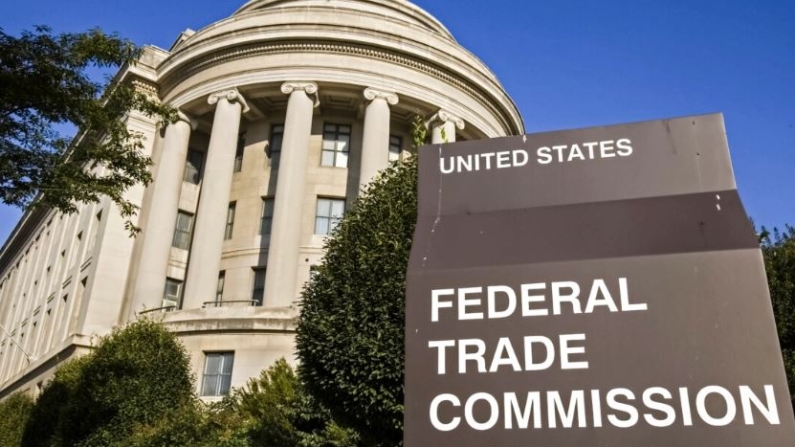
left=235, top=358, right=357, bottom=447
left=297, top=156, right=418, bottom=447
left=124, top=358, right=356, bottom=447
left=0, top=392, right=34, bottom=447
left=0, top=26, right=175, bottom=232
left=761, top=225, right=795, bottom=409
left=296, top=118, right=428, bottom=447
left=21, top=319, right=194, bottom=447
left=122, top=399, right=251, bottom=447
left=21, top=355, right=89, bottom=447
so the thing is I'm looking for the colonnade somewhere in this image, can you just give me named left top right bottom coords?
left=131, top=82, right=465, bottom=312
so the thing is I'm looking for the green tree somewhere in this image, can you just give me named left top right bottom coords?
left=235, top=358, right=357, bottom=447
left=297, top=156, right=418, bottom=447
left=761, top=225, right=795, bottom=409
left=21, top=355, right=89, bottom=447
left=0, top=392, right=34, bottom=447
left=296, top=118, right=427, bottom=447
left=123, top=399, right=251, bottom=447
left=21, top=319, right=194, bottom=447
left=0, top=26, right=175, bottom=232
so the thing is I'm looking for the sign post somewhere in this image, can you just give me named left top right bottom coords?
left=404, top=114, right=795, bottom=446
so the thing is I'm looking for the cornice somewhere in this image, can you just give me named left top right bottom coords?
left=160, top=40, right=521, bottom=135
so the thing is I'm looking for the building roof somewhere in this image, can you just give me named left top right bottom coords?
left=232, top=0, right=455, bottom=40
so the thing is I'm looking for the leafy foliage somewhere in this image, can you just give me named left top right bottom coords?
left=0, top=26, right=176, bottom=233
left=21, top=355, right=89, bottom=447
left=235, top=358, right=357, bottom=447
left=21, top=319, right=194, bottom=447
left=296, top=117, right=427, bottom=447
left=0, top=392, right=34, bottom=447
left=761, top=225, right=795, bottom=408
left=297, top=156, right=418, bottom=447
left=123, top=399, right=250, bottom=447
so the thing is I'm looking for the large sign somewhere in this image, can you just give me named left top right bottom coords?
left=404, top=114, right=795, bottom=447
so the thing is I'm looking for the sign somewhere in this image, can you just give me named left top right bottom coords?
left=404, top=114, right=795, bottom=447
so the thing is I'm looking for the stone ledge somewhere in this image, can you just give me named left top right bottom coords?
left=159, top=306, right=298, bottom=335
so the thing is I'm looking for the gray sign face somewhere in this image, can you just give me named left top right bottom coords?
left=404, top=114, right=795, bottom=447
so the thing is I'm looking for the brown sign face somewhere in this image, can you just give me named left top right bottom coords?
left=404, top=114, right=795, bottom=447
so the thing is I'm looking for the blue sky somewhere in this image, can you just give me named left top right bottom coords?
left=1, top=0, right=793, bottom=243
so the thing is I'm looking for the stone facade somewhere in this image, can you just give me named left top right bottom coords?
left=0, top=0, right=523, bottom=399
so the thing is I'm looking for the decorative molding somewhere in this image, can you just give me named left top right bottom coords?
left=281, top=81, right=320, bottom=107
left=363, top=87, right=399, bottom=105
left=130, top=78, right=159, bottom=96
left=161, top=41, right=517, bottom=134
left=208, top=88, right=251, bottom=113
left=428, top=109, right=465, bottom=130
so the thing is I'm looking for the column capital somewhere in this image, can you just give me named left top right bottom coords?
left=363, top=87, right=399, bottom=106
left=281, top=81, right=320, bottom=107
left=208, top=88, right=250, bottom=113
left=427, top=109, right=465, bottom=130
left=175, top=110, right=198, bottom=130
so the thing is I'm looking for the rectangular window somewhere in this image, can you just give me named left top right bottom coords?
left=260, top=198, right=274, bottom=235
left=172, top=211, right=194, bottom=250
left=315, top=198, right=345, bottom=235
left=224, top=202, right=236, bottom=240
left=269, top=124, right=284, bottom=166
left=233, top=133, right=246, bottom=173
left=200, top=352, right=234, bottom=396
left=162, top=278, right=183, bottom=310
left=184, top=149, right=204, bottom=184
left=252, top=267, right=266, bottom=306
left=321, top=124, right=351, bottom=168
left=389, top=135, right=402, bottom=162
left=216, top=271, right=225, bottom=303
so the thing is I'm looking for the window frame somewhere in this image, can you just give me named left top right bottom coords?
left=260, top=197, right=274, bottom=236
left=200, top=352, right=234, bottom=397
left=269, top=124, right=285, bottom=165
left=172, top=211, right=194, bottom=250
left=389, top=135, right=402, bottom=162
left=162, top=278, right=183, bottom=310
left=184, top=149, right=204, bottom=185
left=233, top=133, right=246, bottom=173
left=321, top=123, right=352, bottom=168
left=314, top=197, right=346, bottom=235
left=224, top=202, right=236, bottom=240
left=216, top=271, right=225, bottom=304
left=251, top=267, right=266, bottom=306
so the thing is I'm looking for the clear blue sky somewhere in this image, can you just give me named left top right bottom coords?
left=1, top=0, right=793, bottom=243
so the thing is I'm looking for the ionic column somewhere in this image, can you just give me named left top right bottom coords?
left=428, top=109, right=465, bottom=144
left=263, top=82, right=318, bottom=308
left=359, top=88, right=399, bottom=189
left=131, top=111, right=196, bottom=313
left=182, top=89, right=248, bottom=309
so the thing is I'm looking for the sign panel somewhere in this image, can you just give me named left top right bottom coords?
left=404, top=114, right=795, bottom=447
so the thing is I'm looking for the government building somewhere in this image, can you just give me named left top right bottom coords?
left=0, top=0, right=523, bottom=399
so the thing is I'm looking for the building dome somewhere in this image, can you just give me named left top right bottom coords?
left=233, top=0, right=455, bottom=39
left=0, top=0, right=524, bottom=399
left=156, top=0, right=522, bottom=137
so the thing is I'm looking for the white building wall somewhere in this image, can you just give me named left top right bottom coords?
left=0, top=0, right=524, bottom=400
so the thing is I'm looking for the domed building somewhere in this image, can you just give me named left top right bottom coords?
left=0, top=0, right=523, bottom=398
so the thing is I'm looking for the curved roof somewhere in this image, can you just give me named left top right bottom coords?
left=157, top=0, right=524, bottom=135
left=233, top=0, right=454, bottom=40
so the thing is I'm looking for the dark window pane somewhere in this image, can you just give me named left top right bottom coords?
left=321, top=124, right=351, bottom=167
left=184, top=150, right=204, bottom=184
left=234, top=134, right=245, bottom=172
